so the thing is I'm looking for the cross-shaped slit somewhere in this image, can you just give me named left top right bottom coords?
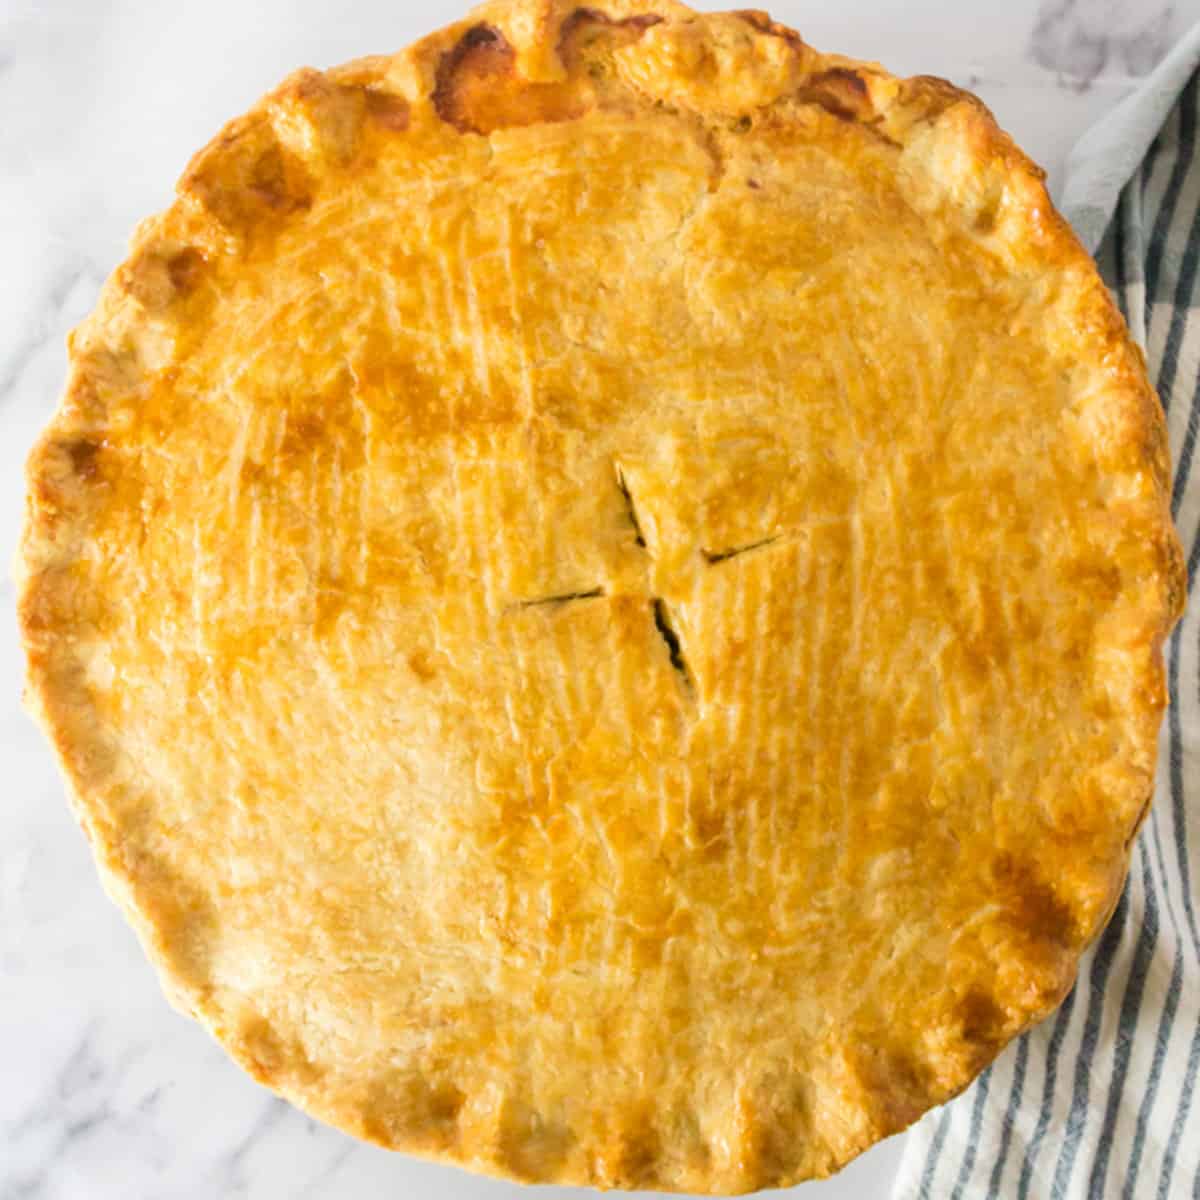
left=506, top=466, right=787, bottom=693
left=506, top=465, right=789, bottom=696
left=505, top=465, right=695, bottom=696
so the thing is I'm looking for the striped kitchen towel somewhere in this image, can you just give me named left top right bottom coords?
left=892, top=30, right=1200, bottom=1200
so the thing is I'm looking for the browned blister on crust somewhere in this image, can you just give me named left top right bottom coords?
left=17, top=1, right=1185, bottom=1194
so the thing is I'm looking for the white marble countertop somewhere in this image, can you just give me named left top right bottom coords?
left=1, top=1, right=1194, bottom=1197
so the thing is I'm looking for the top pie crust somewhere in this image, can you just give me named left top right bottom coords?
left=17, top=1, right=1185, bottom=1193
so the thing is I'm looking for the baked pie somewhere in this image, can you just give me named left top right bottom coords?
left=18, top=0, right=1185, bottom=1192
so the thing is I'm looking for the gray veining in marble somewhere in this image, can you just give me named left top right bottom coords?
left=1031, top=0, right=1176, bottom=85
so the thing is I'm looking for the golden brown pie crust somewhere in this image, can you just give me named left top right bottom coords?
left=17, top=1, right=1185, bottom=1192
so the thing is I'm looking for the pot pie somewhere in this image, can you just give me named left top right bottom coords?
left=18, top=0, right=1185, bottom=1192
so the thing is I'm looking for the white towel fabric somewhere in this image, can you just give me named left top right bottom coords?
left=892, top=30, right=1200, bottom=1200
